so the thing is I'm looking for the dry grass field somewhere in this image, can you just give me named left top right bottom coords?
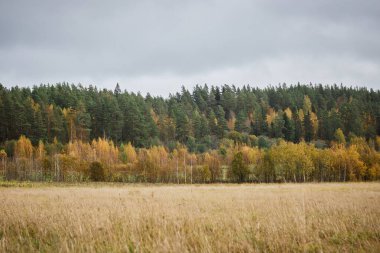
left=0, top=183, right=379, bottom=252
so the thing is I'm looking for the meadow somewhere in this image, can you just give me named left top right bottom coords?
left=0, top=183, right=379, bottom=252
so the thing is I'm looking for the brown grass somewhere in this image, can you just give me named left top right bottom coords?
left=0, top=183, right=379, bottom=252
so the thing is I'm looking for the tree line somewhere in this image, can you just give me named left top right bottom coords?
left=0, top=82, right=379, bottom=150
left=0, top=134, right=379, bottom=183
left=0, top=82, right=379, bottom=182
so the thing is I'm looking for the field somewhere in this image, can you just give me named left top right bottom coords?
left=0, top=183, right=379, bottom=252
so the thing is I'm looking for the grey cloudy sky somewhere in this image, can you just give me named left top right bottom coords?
left=1, top=0, right=379, bottom=96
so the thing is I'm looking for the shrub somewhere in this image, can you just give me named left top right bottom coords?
left=89, top=161, right=105, bottom=181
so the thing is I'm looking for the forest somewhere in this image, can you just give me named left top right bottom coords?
left=0, top=83, right=379, bottom=183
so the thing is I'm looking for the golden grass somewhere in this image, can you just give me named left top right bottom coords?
left=0, top=183, right=379, bottom=252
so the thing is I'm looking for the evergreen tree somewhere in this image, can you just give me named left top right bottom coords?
left=215, top=106, right=228, bottom=138
left=0, top=83, right=378, bottom=151
left=304, top=113, right=313, bottom=142
left=122, top=98, right=144, bottom=146
left=293, top=111, right=303, bottom=143
left=192, top=110, right=203, bottom=139
left=235, top=111, right=250, bottom=133
left=114, top=83, right=121, bottom=96
left=271, top=112, right=285, bottom=139
left=208, top=110, right=218, bottom=136
left=283, top=113, right=294, bottom=141
left=175, top=107, right=190, bottom=143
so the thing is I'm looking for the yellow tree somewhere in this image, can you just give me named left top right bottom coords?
left=156, top=146, right=169, bottom=182
left=204, top=151, right=221, bottom=182
left=310, top=112, right=319, bottom=139
left=15, top=135, right=33, bottom=159
left=35, top=140, right=45, bottom=160
left=67, top=140, right=92, bottom=162
left=91, top=138, right=116, bottom=167
left=346, top=145, right=366, bottom=181
left=268, top=141, right=314, bottom=182
left=178, top=146, right=188, bottom=183
left=136, top=148, right=150, bottom=182
left=303, top=95, right=312, bottom=114
left=62, top=108, right=77, bottom=142
left=351, top=136, right=380, bottom=180
left=376, top=136, right=380, bottom=151
left=296, top=142, right=314, bottom=182
left=134, top=147, right=165, bottom=182
left=266, top=141, right=292, bottom=182
left=266, top=107, right=277, bottom=126
left=240, top=146, right=264, bottom=181
left=315, top=149, right=334, bottom=182
left=124, top=142, right=137, bottom=164
left=334, top=128, right=346, bottom=145
left=330, top=144, right=363, bottom=182
left=34, top=140, right=46, bottom=180
left=284, top=107, right=292, bottom=119
left=14, top=135, right=34, bottom=180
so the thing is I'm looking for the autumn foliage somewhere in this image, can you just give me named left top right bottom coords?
left=0, top=135, right=379, bottom=183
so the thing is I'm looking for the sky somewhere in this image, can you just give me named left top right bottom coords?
left=0, top=0, right=379, bottom=96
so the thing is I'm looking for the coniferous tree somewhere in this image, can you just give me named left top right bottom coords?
left=283, top=113, right=294, bottom=142
left=0, top=83, right=378, bottom=150
left=304, top=113, right=313, bottom=142
left=175, top=107, right=190, bottom=143
left=293, top=111, right=303, bottom=143
left=215, top=106, right=228, bottom=138
left=114, top=83, right=121, bottom=96
left=271, top=112, right=285, bottom=139
left=235, top=111, right=250, bottom=133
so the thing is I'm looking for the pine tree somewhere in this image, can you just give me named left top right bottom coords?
left=271, top=111, right=285, bottom=139
left=123, top=98, right=144, bottom=146
left=208, top=110, right=218, bottom=136
left=283, top=113, right=294, bottom=141
left=235, top=111, right=250, bottom=133
left=175, top=107, right=190, bottom=143
left=293, top=111, right=303, bottom=143
left=215, top=106, right=228, bottom=138
left=304, top=112, right=313, bottom=142
left=114, top=83, right=121, bottom=96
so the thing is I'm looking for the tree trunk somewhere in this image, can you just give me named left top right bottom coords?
left=176, top=158, right=179, bottom=184
left=184, top=155, right=186, bottom=184
left=190, top=157, right=193, bottom=184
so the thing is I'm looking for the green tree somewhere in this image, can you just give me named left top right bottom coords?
left=283, top=113, right=294, bottom=141
left=304, top=113, right=313, bottom=142
left=235, top=111, right=250, bottom=133
left=293, top=111, right=303, bottom=143
left=334, top=128, right=346, bottom=145
left=271, top=111, right=285, bottom=139
left=215, top=106, right=228, bottom=138
left=175, top=107, right=190, bottom=143
left=231, top=152, right=249, bottom=182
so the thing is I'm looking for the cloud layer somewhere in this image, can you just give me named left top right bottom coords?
left=1, top=0, right=379, bottom=95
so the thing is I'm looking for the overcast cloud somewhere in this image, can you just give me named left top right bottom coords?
left=0, top=0, right=379, bottom=96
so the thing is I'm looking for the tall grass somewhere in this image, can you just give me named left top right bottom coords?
left=0, top=183, right=379, bottom=252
